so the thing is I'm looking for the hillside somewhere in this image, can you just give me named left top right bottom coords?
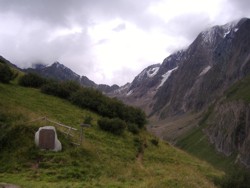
left=0, top=80, right=223, bottom=187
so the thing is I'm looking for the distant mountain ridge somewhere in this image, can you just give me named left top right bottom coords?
left=24, top=62, right=119, bottom=92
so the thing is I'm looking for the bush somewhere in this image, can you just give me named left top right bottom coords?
left=124, top=106, right=147, bottom=129
left=19, top=73, right=47, bottom=88
left=83, top=115, right=93, bottom=125
left=0, top=63, right=15, bottom=83
left=70, top=88, right=103, bottom=111
left=127, top=123, right=139, bottom=134
left=41, top=80, right=80, bottom=99
left=98, top=117, right=126, bottom=135
left=150, top=138, right=159, bottom=146
left=217, top=168, right=250, bottom=188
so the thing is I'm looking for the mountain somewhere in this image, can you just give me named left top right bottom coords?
left=25, top=62, right=96, bottom=87
left=24, top=62, right=119, bottom=92
left=153, top=18, right=250, bottom=118
left=109, top=18, right=250, bottom=167
left=110, top=18, right=250, bottom=118
left=108, top=50, right=185, bottom=114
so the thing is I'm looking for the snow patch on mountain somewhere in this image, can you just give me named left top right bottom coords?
left=126, top=90, right=133, bottom=96
left=147, top=67, right=159, bottom=78
left=113, top=83, right=131, bottom=95
left=157, top=67, right=178, bottom=89
left=202, top=19, right=239, bottom=44
left=223, top=30, right=231, bottom=38
left=199, top=66, right=211, bottom=76
left=222, top=20, right=238, bottom=32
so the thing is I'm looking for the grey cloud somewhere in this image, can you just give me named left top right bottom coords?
left=228, top=0, right=250, bottom=13
left=165, top=14, right=211, bottom=42
left=0, top=0, right=162, bottom=29
left=113, top=23, right=126, bottom=32
left=0, top=0, right=86, bottom=27
left=96, top=39, right=109, bottom=45
left=110, top=67, right=140, bottom=86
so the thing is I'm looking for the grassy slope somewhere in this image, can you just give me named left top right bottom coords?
left=177, top=126, right=236, bottom=171
left=0, top=82, right=223, bottom=187
left=226, top=75, right=250, bottom=102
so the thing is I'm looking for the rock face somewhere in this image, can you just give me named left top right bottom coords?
left=205, top=101, right=250, bottom=167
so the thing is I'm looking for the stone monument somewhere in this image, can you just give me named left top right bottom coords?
left=35, top=126, right=62, bottom=151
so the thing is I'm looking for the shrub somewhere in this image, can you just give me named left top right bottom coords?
left=98, top=117, right=126, bottom=135
left=19, top=73, right=47, bottom=88
left=0, top=63, right=15, bottom=83
left=70, top=88, right=103, bottom=111
left=127, top=123, right=139, bottom=134
left=124, top=106, right=147, bottom=129
left=83, top=115, right=93, bottom=125
left=41, top=80, right=80, bottom=99
left=150, top=138, right=159, bottom=146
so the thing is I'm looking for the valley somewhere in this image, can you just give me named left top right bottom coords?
left=1, top=17, right=250, bottom=187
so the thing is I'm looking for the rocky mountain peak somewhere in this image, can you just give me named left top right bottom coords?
left=108, top=17, right=250, bottom=119
left=25, top=61, right=122, bottom=93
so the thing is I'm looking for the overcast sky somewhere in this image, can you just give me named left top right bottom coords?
left=0, top=0, right=250, bottom=85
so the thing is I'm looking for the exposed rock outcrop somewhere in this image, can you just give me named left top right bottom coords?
left=205, top=101, right=250, bottom=167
